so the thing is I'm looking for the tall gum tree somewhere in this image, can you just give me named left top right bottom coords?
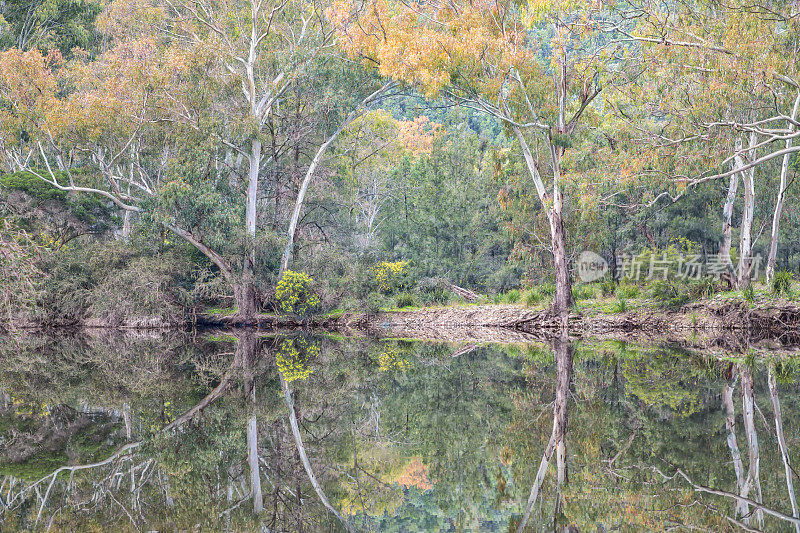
left=610, top=0, right=800, bottom=288
left=328, top=0, right=625, bottom=316
left=0, top=0, right=392, bottom=320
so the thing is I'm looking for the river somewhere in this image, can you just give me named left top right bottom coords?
left=1, top=330, right=799, bottom=531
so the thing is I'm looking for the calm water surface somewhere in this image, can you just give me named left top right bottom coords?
left=1, top=331, right=799, bottom=532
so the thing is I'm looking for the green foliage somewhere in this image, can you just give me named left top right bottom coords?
left=743, top=284, right=756, bottom=302
left=612, top=298, right=628, bottom=313
left=365, top=292, right=384, bottom=314
left=772, top=270, right=793, bottom=296
left=599, top=279, right=616, bottom=297
left=275, top=270, right=321, bottom=318
left=394, top=291, right=418, bottom=308
left=538, top=282, right=556, bottom=296
left=616, top=283, right=639, bottom=299
left=647, top=279, right=690, bottom=309
left=503, top=289, right=520, bottom=303
left=572, top=284, right=596, bottom=301
left=0, top=0, right=102, bottom=56
left=687, top=278, right=716, bottom=300
left=1, top=171, right=67, bottom=202
left=523, top=288, right=542, bottom=307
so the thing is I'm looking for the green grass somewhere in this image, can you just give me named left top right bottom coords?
left=203, top=306, right=238, bottom=316
left=203, top=333, right=238, bottom=343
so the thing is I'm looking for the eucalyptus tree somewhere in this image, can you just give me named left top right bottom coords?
left=613, top=0, right=800, bottom=286
left=0, top=0, right=391, bottom=319
left=328, top=0, right=633, bottom=316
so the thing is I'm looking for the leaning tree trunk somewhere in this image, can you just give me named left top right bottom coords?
left=722, top=380, right=749, bottom=520
left=768, top=367, right=800, bottom=533
left=740, top=364, right=764, bottom=528
left=766, top=95, right=800, bottom=282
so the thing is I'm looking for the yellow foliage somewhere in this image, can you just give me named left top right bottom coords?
left=276, top=337, right=319, bottom=383
left=373, top=260, right=408, bottom=293
left=275, top=270, right=320, bottom=317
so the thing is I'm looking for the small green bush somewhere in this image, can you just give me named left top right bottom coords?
left=538, top=283, right=556, bottom=296
left=394, top=291, right=417, bottom=308
left=647, top=279, right=689, bottom=309
left=772, top=270, right=793, bottom=296
left=504, top=289, right=520, bottom=303
left=365, top=292, right=384, bottom=315
left=523, top=288, right=542, bottom=307
left=616, top=284, right=639, bottom=299
left=572, top=284, right=595, bottom=301
left=612, top=298, right=627, bottom=313
left=1, top=171, right=67, bottom=202
left=687, top=278, right=717, bottom=300
left=275, top=270, right=320, bottom=318
left=600, top=279, right=616, bottom=297
left=743, top=283, right=755, bottom=302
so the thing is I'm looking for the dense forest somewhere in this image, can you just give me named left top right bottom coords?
left=3, top=0, right=800, bottom=326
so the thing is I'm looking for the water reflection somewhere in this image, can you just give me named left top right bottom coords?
left=1, top=331, right=800, bottom=531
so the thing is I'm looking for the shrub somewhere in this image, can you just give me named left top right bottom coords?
left=504, top=289, right=520, bottom=303
left=1, top=171, right=68, bottom=202
left=616, top=284, right=639, bottom=299
left=743, top=283, right=755, bottom=302
left=365, top=292, right=384, bottom=315
left=647, top=279, right=689, bottom=309
left=275, top=270, right=320, bottom=318
left=612, top=298, right=627, bottom=313
left=772, top=270, right=793, bottom=296
left=687, top=278, right=717, bottom=300
left=373, top=261, right=410, bottom=294
left=394, top=291, right=417, bottom=308
left=572, top=284, right=595, bottom=301
left=600, top=278, right=616, bottom=297
left=538, top=282, right=556, bottom=296
left=523, top=288, right=542, bottom=307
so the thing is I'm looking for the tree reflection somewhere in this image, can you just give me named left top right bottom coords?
left=2, top=333, right=800, bottom=531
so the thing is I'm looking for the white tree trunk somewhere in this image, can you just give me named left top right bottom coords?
left=720, top=172, right=738, bottom=270
left=722, top=381, right=749, bottom=519
left=766, top=94, right=800, bottom=282
left=736, top=133, right=757, bottom=288
left=740, top=365, right=764, bottom=528
left=768, top=367, right=800, bottom=533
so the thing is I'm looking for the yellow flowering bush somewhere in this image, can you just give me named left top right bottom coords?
left=276, top=337, right=319, bottom=383
left=374, top=261, right=409, bottom=294
left=377, top=345, right=411, bottom=372
left=275, top=270, right=320, bottom=317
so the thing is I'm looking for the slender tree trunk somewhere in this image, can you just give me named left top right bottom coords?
left=720, top=172, right=739, bottom=270
left=737, top=134, right=757, bottom=288
left=239, top=138, right=262, bottom=319
left=722, top=380, right=749, bottom=520
left=280, top=83, right=391, bottom=275
left=549, top=204, right=573, bottom=318
left=241, top=331, right=263, bottom=514
left=280, top=132, right=338, bottom=276
left=767, top=95, right=800, bottom=282
left=740, top=364, right=764, bottom=528
left=517, top=330, right=572, bottom=533
left=768, top=367, right=800, bottom=533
